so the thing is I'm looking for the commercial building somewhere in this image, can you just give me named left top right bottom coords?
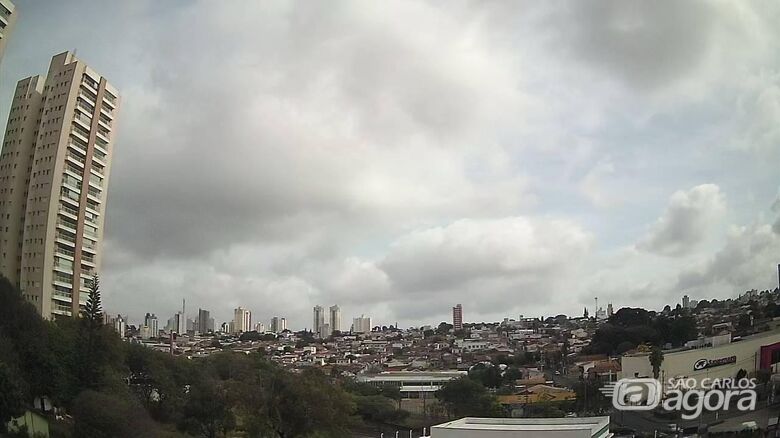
left=621, top=328, right=780, bottom=386
left=353, top=315, right=372, bottom=334
left=0, top=0, right=17, bottom=63
left=233, top=307, right=251, bottom=333
left=357, top=371, right=466, bottom=398
left=426, top=417, right=612, bottom=438
left=313, top=305, right=324, bottom=336
left=0, top=51, right=120, bottom=318
left=453, top=304, right=463, bottom=331
left=329, top=304, right=341, bottom=333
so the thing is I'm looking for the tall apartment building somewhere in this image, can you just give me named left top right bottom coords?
left=329, top=304, right=341, bottom=333
left=233, top=307, right=251, bottom=333
left=197, top=308, right=211, bottom=334
left=312, top=305, right=324, bottom=335
left=0, top=52, right=120, bottom=318
left=0, top=0, right=17, bottom=63
left=452, top=304, right=463, bottom=331
left=352, top=315, right=372, bottom=334
left=279, top=317, right=287, bottom=332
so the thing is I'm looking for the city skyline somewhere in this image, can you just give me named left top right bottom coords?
left=1, top=1, right=779, bottom=328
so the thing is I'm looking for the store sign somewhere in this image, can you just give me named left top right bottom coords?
left=693, top=356, right=737, bottom=371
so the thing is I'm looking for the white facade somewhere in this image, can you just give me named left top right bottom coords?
left=621, top=329, right=780, bottom=386
left=428, top=417, right=612, bottom=438
left=353, top=315, right=372, bottom=334
left=233, top=307, right=251, bottom=333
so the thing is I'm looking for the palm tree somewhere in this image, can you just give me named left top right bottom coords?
left=649, top=346, right=664, bottom=380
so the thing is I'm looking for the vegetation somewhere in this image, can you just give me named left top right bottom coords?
left=435, top=376, right=504, bottom=418
left=587, top=307, right=697, bottom=355
left=0, top=276, right=405, bottom=437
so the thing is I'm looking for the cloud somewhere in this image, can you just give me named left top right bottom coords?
left=3, top=1, right=780, bottom=326
left=380, top=217, right=593, bottom=317
left=637, top=184, right=726, bottom=256
left=677, top=223, right=780, bottom=293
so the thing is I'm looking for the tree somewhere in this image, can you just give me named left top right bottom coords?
left=649, top=346, right=664, bottom=380
left=82, top=275, right=103, bottom=328
left=72, top=389, right=159, bottom=438
left=436, top=377, right=503, bottom=418
left=0, top=362, right=25, bottom=433
left=180, top=379, right=235, bottom=438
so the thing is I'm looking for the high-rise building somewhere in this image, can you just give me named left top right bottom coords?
left=254, top=322, right=265, bottom=333
left=197, top=308, right=211, bottom=334
left=109, top=314, right=125, bottom=338
left=607, top=303, right=614, bottom=317
left=682, top=295, right=690, bottom=309
left=313, top=305, right=324, bottom=335
left=0, top=51, right=120, bottom=318
left=174, top=312, right=185, bottom=334
left=279, top=317, right=287, bottom=332
left=144, top=313, right=158, bottom=338
left=0, top=0, right=17, bottom=63
left=319, top=323, right=331, bottom=338
left=329, top=305, right=341, bottom=333
left=233, top=307, right=251, bottom=333
left=452, top=304, right=463, bottom=331
left=270, top=316, right=280, bottom=333
left=352, top=315, right=372, bottom=334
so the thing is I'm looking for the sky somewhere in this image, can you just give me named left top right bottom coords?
left=1, top=0, right=779, bottom=330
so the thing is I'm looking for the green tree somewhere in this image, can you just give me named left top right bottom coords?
left=0, top=362, right=25, bottom=433
left=71, top=389, right=159, bottom=438
left=436, top=377, right=503, bottom=418
left=649, top=346, right=664, bottom=380
left=180, top=379, right=235, bottom=438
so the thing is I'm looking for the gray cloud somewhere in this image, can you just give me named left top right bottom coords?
left=1, top=1, right=779, bottom=326
left=637, top=184, right=725, bottom=256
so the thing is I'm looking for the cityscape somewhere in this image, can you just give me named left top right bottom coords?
left=2, top=1, right=780, bottom=438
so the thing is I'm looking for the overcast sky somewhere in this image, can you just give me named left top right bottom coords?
left=2, top=1, right=779, bottom=329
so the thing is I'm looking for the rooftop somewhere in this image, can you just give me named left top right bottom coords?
left=429, top=417, right=612, bottom=438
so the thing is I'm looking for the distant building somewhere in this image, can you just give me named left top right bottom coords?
left=254, top=322, right=265, bottom=332
left=270, top=316, right=284, bottom=333
left=112, top=315, right=125, bottom=338
left=143, top=313, right=159, bottom=338
left=329, top=305, right=341, bottom=333
left=0, top=0, right=18, bottom=63
left=452, top=304, right=463, bottom=331
left=682, top=294, right=690, bottom=309
left=319, top=323, right=331, bottom=339
left=233, top=307, right=252, bottom=333
left=197, top=308, right=211, bottom=334
left=606, top=303, right=614, bottom=317
left=279, top=317, right=287, bottom=332
left=352, top=315, right=372, bottom=334
left=313, top=305, right=325, bottom=336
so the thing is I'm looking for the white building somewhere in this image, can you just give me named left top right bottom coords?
left=621, top=328, right=780, bottom=385
left=357, top=371, right=466, bottom=398
left=233, top=307, right=252, bottom=333
left=426, top=417, right=611, bottom=438
left=352, top=315, right=372, bottom=334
